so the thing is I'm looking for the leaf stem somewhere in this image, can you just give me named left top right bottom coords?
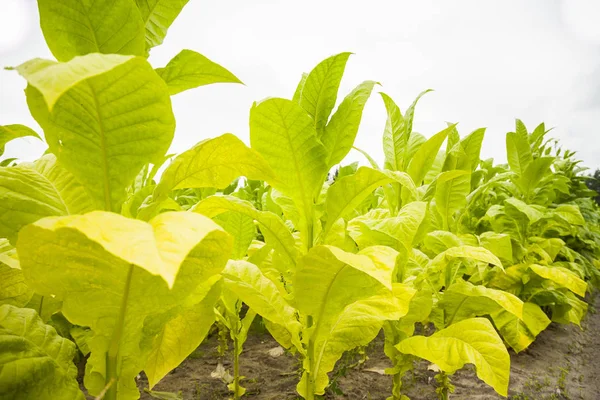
left=38, top=295, right=44, bottom=318
left=105, top=264, right=134, bottom=400
left=233, top=336, right=241, bottom=399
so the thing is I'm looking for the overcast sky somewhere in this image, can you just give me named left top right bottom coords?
left=1, top=0, right=600, bottom=170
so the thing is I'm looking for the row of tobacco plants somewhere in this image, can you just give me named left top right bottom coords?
left=1, top=2, right=599, bottom=400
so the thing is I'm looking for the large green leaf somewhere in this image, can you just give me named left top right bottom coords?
left=294, top=245, right=398, bottom=397
left=506, top=130, right=532, bottom=176
left=435, top=170, right=470, bottom=230
left=380, top=93, right=404, bottom=171
left=20, top=55, right=175, bottom=211
left=407, top=124, right=453, bottom=185
left=250, top=98, right=328, bottom=248
left=397, top=318, right=510, bottom=396
left=348, top=202, right=427, bottom=256
left=553, top=204, right=585, bottom=226
left=222, top=260, right=302, bottom=348
left=441, top=280, right=524, bottom=325
left=323, top=166, right=416, bottom=239
left=154, top=134, right=275, bottom=200
left=17, top=211, right=231, bottom=399
left=0, top=154, right=95, bottom=243
left=517, top=156, right=554, bottom=194
left=0, top=125, right=41, bottom=157
left=193, top=195, right=298, bottom=267
left=37, top=0, right=145, bottom=62
left=214, top=211, right=256, bottom=260
left=479, top=232, right=513, bottom=265
left=529, top=264, right=587, bottom=297
left=0, top=305, right=84, bottom=400
left=0, top=264, right=33, bottom=308
left=490, top=302, right=550, bottom=353
left=135, top=0, right=189, bottom=50
left=298, top=52, right=352, bottom=134
left=321, top=81, right=377, bottom=167
left=459, top=128, right=486, bottom=171
left=143, top=280, right=222, bottom=387
left=381, top=90, right=431, bottom=172
left=156, top=50, right=242, bottom=95
left=300, top=286, right=411, bottom=396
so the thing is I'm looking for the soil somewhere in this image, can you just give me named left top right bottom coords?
left=131, top=296, right=600, bottom=400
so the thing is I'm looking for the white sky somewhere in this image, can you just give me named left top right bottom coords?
left=1, top=0, right=600, bottom=170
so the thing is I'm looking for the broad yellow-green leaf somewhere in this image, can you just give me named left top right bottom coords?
left=348, top=202, right=426, bottom=256
left=529, top=264, right=587, bottom=297
left=0, top=154, right=95, bottom=243
left=381, top=90, right=432, bottom=172
left=156, top=50, right=242, bottom=95
left=506, top=130, right=532, bottom=176
left=17, top=211, right=231, bottom=399
left=553, top=204, right=585, bottom=226
left=0, top=125, right=41, bottom=157
left=435, top=170, right=470, bottom=230
left=250, top=98, right=328, bottom=248
left=300, top=286, right=413, bottom=395
left=193, top=195, right=299, bottom=267
left=459, top=128, right=486, bottom=171
left=0, top=263, right=33, bottom=307
left=14, top=54, right=132, bottom=110
left=407, top=124, right=453, bottom=185
left=479, top=232, right=513, bottom=265
left=440, top=280, right=524, bottom=325
left=397, top=318, right=510, bottom=396
left=380, top=93, right=404, bottom=171
left=505, top=198, right=544, bottom=224
left=321, top=81, right=377, bottom=167
left=222, top=260, right=302, bottom=348
left=22, top=54, right=174, bottom=211
left=37, top=0, right=145, bottom=62
left=144, top=280, right=222, bottom=387
left=295, top=245, right=396, bottom=317
left=423, top=231, right=462, bottom=255
left=551, top=291, right=588, bottom=326
left=0, top=305, right=85, bottom=400
left=518, top=156, right=553, bottom=192
left=323, top=166, right=416, bottom=239
left=154, top=134, right=275, bottom=200
left=214, top=211, right=256, bottom=260
left=135, top=0, right=189, bottom=50
left=490, top=302, right=550, bottom=352
left=295, top=245, right=398, bottom=397
left=441, top=246, right=503, bottom=267
left=298, top=52, right=352, bottom=134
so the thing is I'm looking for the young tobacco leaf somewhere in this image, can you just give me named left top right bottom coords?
left=0, top=124, right=41, bottom=157
left=15, top=54, right=175, bottom=212
left=156, top=50, right=243, bottom=95
left=37, top=0, right=146, bottom=61
left=0, top=305, right=85, bottom=400
left=0, top=154, right=95, bottom=243
left=397, top=318, right=510, bottom=397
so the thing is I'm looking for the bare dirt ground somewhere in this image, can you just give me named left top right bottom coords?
left=134, top=296, right=600, bottom=400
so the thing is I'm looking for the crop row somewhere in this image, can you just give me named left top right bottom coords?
left=1, top=2, right=599, bottom=400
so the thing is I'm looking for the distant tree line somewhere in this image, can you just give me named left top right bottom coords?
left=587, top=169, right=600, bottom=205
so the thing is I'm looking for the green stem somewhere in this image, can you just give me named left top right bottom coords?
left=105, top=265, right=134, bottom=400
left=392, top=372, right=402, bottom=399
left=304, top=339, right=315, bottom=400
left=38, top=295, right=44, bottom=318
left=233, top=336, right=241, bottom=400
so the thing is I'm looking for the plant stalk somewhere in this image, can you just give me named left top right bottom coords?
left=105, top=265, right=134, bottom=400
left=233, top=336, right=241, bottom=400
